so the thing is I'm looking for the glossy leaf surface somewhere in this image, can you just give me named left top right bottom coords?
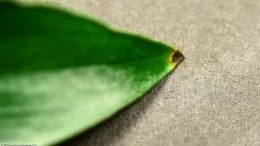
left=0, top=1, right=184, bottom=145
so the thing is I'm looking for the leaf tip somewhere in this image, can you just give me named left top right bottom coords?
left=170, top=50, right=185, bottom=68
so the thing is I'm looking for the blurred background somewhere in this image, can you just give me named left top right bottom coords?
left=20, top=0, right=260, bottom=145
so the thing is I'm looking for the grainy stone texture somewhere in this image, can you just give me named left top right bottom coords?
left=23, top=0, right=260, bottom=145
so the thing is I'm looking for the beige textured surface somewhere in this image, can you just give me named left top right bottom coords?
left=24, top=0, right=260, bottom=145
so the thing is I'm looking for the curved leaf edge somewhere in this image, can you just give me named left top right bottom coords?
left=50, top=50, right=184, bottom=146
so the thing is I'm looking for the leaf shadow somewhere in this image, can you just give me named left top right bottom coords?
left=59, top=72, right=173, bottom=146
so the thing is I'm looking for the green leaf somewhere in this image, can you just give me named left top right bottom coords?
left=0, top=1, right=184, bottom=145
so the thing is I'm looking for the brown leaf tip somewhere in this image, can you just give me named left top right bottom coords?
left=171, top=50, right=185, bottom=67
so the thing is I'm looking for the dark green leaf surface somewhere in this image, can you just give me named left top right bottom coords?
left=0, top=1, right=184, bottom=145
